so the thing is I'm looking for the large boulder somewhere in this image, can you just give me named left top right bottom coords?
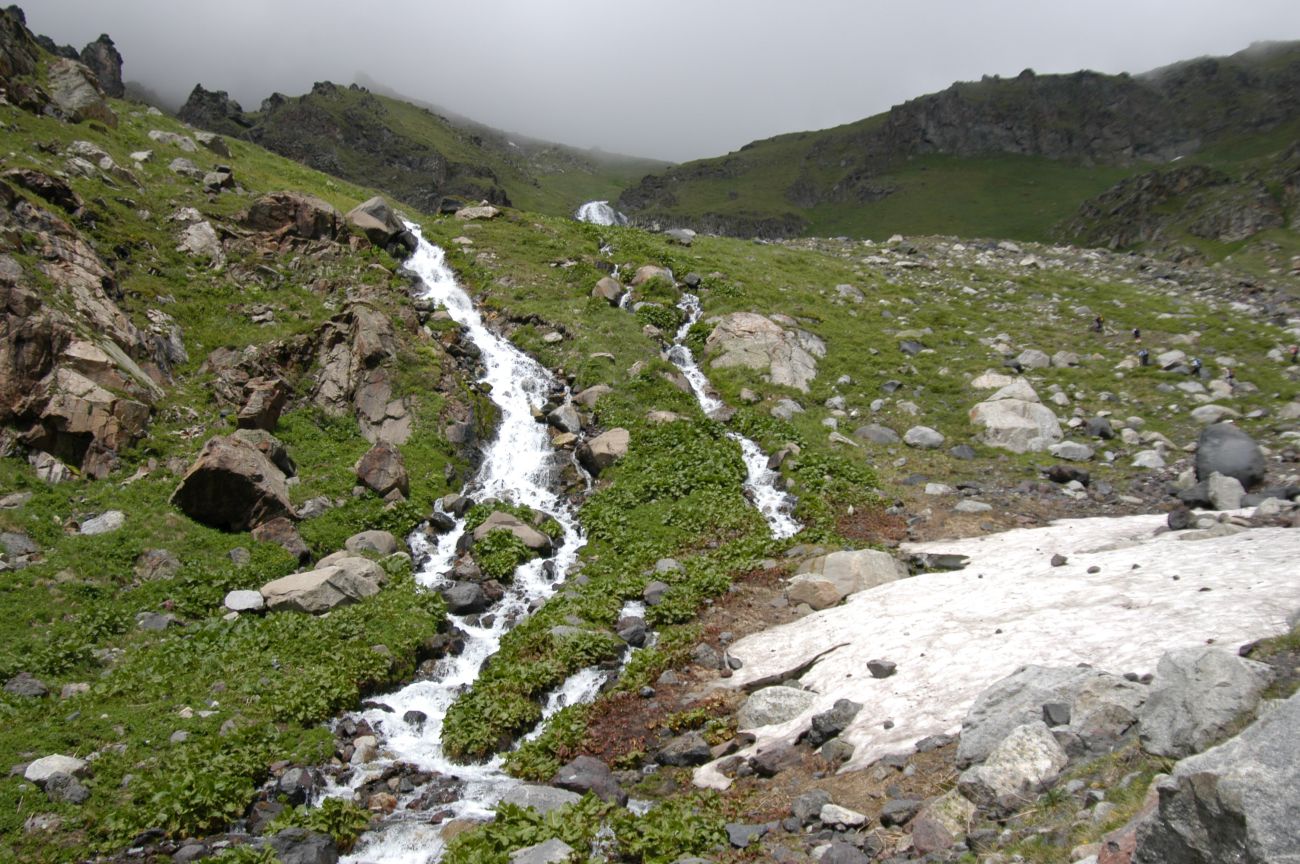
left=787, top=549, right=907, bottom=609
left=1132, top=689, right=1300, bottom=864
left=705, top=312, right=824, bottom=392
left=957, top=721, right=1068, bottom=813
left=171, top=434, right=294, bottom=531
left=46, top=58, right=116, bottom=126
left=577, top=428, right=629, bottom=476
left=1195, top=423, right=1265, bottom=490
left=958, top=664, right=1149, bottom=767
left=1137, top=647, right=1272, bottom=758
left=244, top=192, right=343, bottom=240
left=969, top=380, right=1063, bottom=453
left=346, top=196, right=414, bottom=254
left=497, top=784, right=582, bottom=816
left=355, top=441, right=408, bottom=498
left=259, top=557, right=387, bottom=614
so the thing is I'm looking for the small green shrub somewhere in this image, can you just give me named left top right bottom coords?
left=268, top=798, right=372, bottom=851
left=474, top=530, right=534, bottom=581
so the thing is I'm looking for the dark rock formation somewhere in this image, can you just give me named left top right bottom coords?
left=178, top=84, right=253, bottom=137
left=78, top=34, right=123, bottom=98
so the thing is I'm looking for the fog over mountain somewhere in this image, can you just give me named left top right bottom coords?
left=25, top=0, right=1300, bottom=161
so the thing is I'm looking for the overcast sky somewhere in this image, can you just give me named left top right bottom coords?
left=25, top=1, right=1300, bottom=162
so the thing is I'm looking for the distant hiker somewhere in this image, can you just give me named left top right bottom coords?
left=1092, top=315, right=1104, bottom=333
left=1132, top=327, right=1141, bottom=342
left=1138, top=348, right=1151, bottom=367
left=1225, top=366, right=1236, bottom=390
left=1289, top=344, right=1298, bottom=364
left=1190, top=357, right=1202, bottom=376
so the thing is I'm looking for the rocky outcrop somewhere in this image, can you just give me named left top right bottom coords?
left=1133, top=689, right=1300, bottom=864
left=171, top=434, right=294, bottom=531
left=705, top=312, right=824, bottom=392
left=311, top=303, right=412, bottom=444
left=78, top=34, right=123, bottom=98
left=355, top=441, right=408, bottom=498
left=46, top=58, right=116, bottom=127
left=244, top=191, right=343, bottom=241
left=177, top=84, right=254, bottom=137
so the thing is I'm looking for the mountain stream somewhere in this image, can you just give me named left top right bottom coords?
left=330, top=224, right=797, bottom=862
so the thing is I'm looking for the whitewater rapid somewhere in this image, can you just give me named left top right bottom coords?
left=669, top=293, right=801, bottom=539
left=335, top=225, right=595, bottom=863
left=575, top=200, right=628, bottom=226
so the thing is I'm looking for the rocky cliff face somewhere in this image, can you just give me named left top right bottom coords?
left=1062, top=142, right=1300, bottom=254
left=618, top=42, right=1300, bottom=239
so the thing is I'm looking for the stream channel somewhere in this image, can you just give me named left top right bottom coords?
left=332, top=221, right=799, bottom=862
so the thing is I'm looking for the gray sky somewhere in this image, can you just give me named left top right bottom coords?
left=25, top=1, right=1300, bottom=162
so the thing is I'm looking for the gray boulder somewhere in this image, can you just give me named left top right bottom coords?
left=853, top=423, right=900, bottom=445
left=903, top=425, right=945, bottom=449
left=551, top=755, right=626, bottom=805
left=510, top=838, right=574, bottom=864
left=345, top=530, right=400, bottom=557
left=577, top=428, right=629, bottom=476
left=259, top=558, right=387, bottom=614
left=786, top=549, right=907, bottom=609
left=738, top=686, right=818, bottom=729
left=957, top=721, right=1068, bottom=813
left=1133, top=690, right=1300, bottom=864
left=1195, top=423, right=1265, bottom=490
left=267, top=827, right=339, bottom=864
left=656, top=731, right=713, bottom=766
left=1138, top=647, right=1272, bottom=758
left=1206, top=472, right=1245, bottom=511
left=958, top=664, right=1149, bottom=767
left=355, top=441, right=408, bottom=498
left=969, top=380, right=1063, bottom=453
left=346, top=196, right=414, bottom=254
left=498, top=784, right=581, bottom=816
left=47, top=58, right=116, bottom=126
left=171, top=434, right=294, bottom=531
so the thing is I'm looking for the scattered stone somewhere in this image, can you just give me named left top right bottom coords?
left=903, top=425, right=945, bottom=449
left=345, top=530, right=400, bottom=557
left=134, top=548, right=180, bottom=582
left=879, top=797, right=922, bottom=827
left=819, top=803, right=867, bottom=828
left=867, top=659, right=897, bottom=678
left=853, top=423, right=900, bottom=445
left=657, top=732, right=713, bottom=766
left=24, top=755, right=88, bottom=785
left=224, top=590, right=265, bottom=613
left=79, top=510, right=125, bottom=535
left=1049, top=441, right=1094, bottom=462
left=969, top=380, right=1064, bottom=453
left=4, top=672, right=47, bottom=698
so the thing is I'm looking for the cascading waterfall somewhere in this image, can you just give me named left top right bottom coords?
left=575, top=200, right=628, bottom=226
left=331, top=225, right=596, bottom=864
left=668, top=294, right=802, bottom=539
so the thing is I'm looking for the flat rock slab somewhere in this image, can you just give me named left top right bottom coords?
left=696, top=512, right=1300, bottom=788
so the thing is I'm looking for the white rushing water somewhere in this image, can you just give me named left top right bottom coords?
left=575, top=200, right=628, bottom=226
left=335, top=225, right=593, bottom=864
left=669, top=294, right=801, bottom=539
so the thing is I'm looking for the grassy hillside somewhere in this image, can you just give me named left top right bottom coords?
left=616, top=41, right=1300, bottom=254
left=182, top=81, right=669, bottom=218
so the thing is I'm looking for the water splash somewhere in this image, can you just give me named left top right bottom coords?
left=575, top=200, right=628, bottom=226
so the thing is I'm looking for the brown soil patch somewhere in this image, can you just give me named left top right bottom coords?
left=836, top=505, right=908, bottom=545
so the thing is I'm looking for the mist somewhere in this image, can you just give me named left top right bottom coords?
left=23, top=0, right=1300, bottom=163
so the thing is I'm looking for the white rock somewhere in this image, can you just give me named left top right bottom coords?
left=80, top=510, right=125, bottom=535
left=958, top=722, right=1068, bottom=812
left=819, top=803, right=867, bottom=827
left=1049, top=442, right=1094, bottom=462
left=25, top=755, right=88, bottom=785
left=903, top=426, right=945, bottom=449
left=1132, top=450, right=1166, bottom=469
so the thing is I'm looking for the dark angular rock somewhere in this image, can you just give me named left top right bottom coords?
left=726, top=822, right=768, bottom=848
left=267, top=827, right=339, bottom=864
left=551, top=755, right=627, bottom=806
left=656, top=732, right=712, bottom=767
left=805, top=699, right=863, bottom=747
left=1167, top=506, right=1195, bottom=531
left=879, top=797, right=922, bottom=827
left=868, top=659, right=897, bottom=679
